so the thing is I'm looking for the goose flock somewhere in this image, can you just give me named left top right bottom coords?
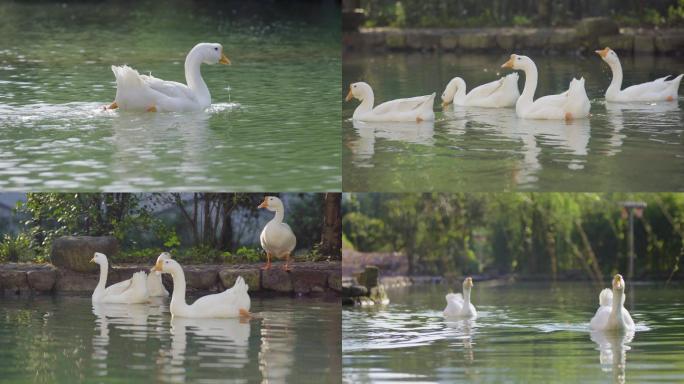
left=346, top=48, right=682, bottom=122
left=89, top=196, right=297, bottom=319
left=442, top=274, right=637, bottom=333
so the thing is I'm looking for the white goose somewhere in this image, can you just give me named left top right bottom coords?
left=153, top=258, right=251, bottom=319
left=259, top=196, right=297, bottom=271
left=147, top=252, right=171, bottom=297
left=501, top=54, right=590, bottom=120
left=590, top=274, right=636, bottom=332
left=345, top=82, right=435, bottom=122
left=443, top=277, right=477, bottom=319
left=441, top=73, right=520, bottom=108
left=91, top=252, right=148, bottom=304
left=596, top=47, right=682, bottom=102
left=106, top=42, right=231, bottom=112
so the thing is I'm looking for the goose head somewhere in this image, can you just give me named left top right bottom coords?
left=345, top=82, right=373, bottom=102
left=612, top=274, right=625, bottom=293
left=153, top=258, right=182, bottom=275
left=90, top=252, right=108, bottom=266
left=258, top=196, right=284, bottom=212
left=595, top=47, right=619, bottom=66
left=501, top=54, right=534, bottom=72
left=151, top=252, right=172, bottom=274
left=441, top=77, right=465, bottom=106
left=190, top=43, right=231, bottom=65
left=463, top=276, right=474, bottom=291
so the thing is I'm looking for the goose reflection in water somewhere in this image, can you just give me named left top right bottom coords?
left=591, top=330, right=635, bottom=384
left=443, top=106, right=590, bottom=185
left=604, top=100, right=681, bottom=157
left=348, top=119, right=435, bottom=166
left=259, top=310, right=296, bottom=384
left=108, top=104, right=237, bottom=189
left=92, top=302, right=163, bottom=375
left=444, top=318, right=476, bottom=365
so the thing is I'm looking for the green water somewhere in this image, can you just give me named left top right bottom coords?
left=0, top=295, right=341, bottom=383
left=343, top=282, right=684, bottom=383
left=0, top=1, right=341, bottom=191
left=343, top=53, right=684, bottom=192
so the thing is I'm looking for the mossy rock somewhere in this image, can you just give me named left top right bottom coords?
left=50, top=236, right=119, bottom=273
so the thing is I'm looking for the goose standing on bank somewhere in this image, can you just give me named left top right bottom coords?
left=106, top=42, right=231, bottom=112
left=596, top=47, right=682, bottom=102
left=258, top=196, right=297, bottom=271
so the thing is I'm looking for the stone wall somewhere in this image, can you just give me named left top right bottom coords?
left=344, top=24, right=684, bottom=55
left=0, top=261, right=341, bottom=297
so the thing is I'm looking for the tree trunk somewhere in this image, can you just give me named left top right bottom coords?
left=218, top=196, right=234, bottom=251
left=320, top=193, right=342, bottom=259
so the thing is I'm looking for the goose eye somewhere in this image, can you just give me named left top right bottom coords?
left=353, top=85, right=357, bottom=88
left=214, top=47, right=218, bottom=51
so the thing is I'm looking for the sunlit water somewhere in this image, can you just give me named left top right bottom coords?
left=343, top=53, right=684, bottom=192
left=0, top=1, right=341, bottom=191
left=343, top=282, right=684, bottom=383
left=0, top=295, right=340, bottom=383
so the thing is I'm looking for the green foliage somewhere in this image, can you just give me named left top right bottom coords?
left=19, top=193, right=176, bottom=259
left=342, top=212, right=387, bottom=252
left=343, top=193, right=684, bottom=280
left=359, top=0, right=684, bottom=28
left=288, top=194, right=325, bottom=251
left=393, top=1, right=406, bottom=27
left=668, top=0, right=684, bottom=24
left=0, top=233, right=34, bottom=263
left=512, top=14, right=532, bottom=27
left=644, top=8, right=665, bottom=26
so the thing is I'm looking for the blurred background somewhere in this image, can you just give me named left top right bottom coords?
left=343, top=193, right=684, bottom=281
left=0, top=192, right=342, bottom=264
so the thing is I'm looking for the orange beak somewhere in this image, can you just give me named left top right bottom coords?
left=345, top=87, right=353, bottom=102
left=595, top=47, right=610, bottom=58
left=153, top=259, right=164, bottom=272
left=258, top=198, right=268, bottom=209
left=501, top=55, right=515, bottom=69
left=219, top=53, right=231, bottom=65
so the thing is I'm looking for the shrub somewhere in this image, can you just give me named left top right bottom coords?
left=0, top=233, right=35, bottom=263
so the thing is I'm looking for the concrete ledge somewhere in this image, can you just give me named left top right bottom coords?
left=0, top=261, right=341, bottom=297
left=344, top=27, right=684, bottom=55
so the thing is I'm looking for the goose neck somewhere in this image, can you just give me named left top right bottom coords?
left=606, top=60, right=623, bottom=97
left=271, top=207, right=285, bottom=224
left=520, top=64, right=538, bottom=103
left=453, top=78, right=467, bottom=105
left=169, top=268, right=188, bottom=312
left=184, top=50, right=210, bottom=107
left=354, top=91, right=375, bottom=118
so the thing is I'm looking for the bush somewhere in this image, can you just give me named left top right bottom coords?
left=0, top=233, right=35, bottom=263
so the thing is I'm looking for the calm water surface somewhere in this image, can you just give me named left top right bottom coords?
left=343, top=53, right=684, bottom=192
left=0, top=295, right=340, bottom=383
left=0, top=1, right=341, bottom=191
left=343, top=282, right=684, bottom=383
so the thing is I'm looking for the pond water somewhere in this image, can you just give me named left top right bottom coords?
left=0, top=1, right=341, bottom=191
left=343, top=52, right=684, bottom=192
left=343, top=282, right=684, bottom=383
left=0, top=295, right=341, bottom=383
